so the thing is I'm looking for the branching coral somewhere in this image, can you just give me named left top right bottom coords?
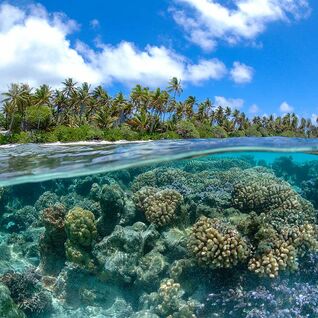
left=232, top=169, right=303, bottom=213
left=134, top=187, right=183, bottom=227
left=140, top=278, right=199, bottom=318
left=0, top=269, right=52, bottom=316
left=248, top=224, right=318, bottom=278
left=188, top=216, right=250, bottom=269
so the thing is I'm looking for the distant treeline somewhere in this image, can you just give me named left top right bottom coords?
left=0, top=77, right=317, bottom=144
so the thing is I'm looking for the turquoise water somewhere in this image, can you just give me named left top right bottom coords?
left=1, top=138, right=318, bottom=317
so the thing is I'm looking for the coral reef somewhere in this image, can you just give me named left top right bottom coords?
left=1, top=154, right=318, bottom=317
left=140, top=278, right=199, bottom=318
left=64, top=207, right=97, bottom=270
left=188, top=216, right=250, bottom=269
left=93, top=222, right=160, bottom=284
left=0, top=283, right=26, bottom=318
left=232, top=169, right=303, bottom=213
left=39, top=203, right=67, bottom=274
left=0, top=269, right=52, bottom=317
left=134, top=187, right=183, bottom=227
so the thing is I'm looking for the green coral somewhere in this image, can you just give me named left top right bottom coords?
left=188, top=216, right=250, bottom=269
left=64, top=207, right=97, bottom=270
left=134, top=187, right=183, bottom=227
left=65, top=207, right=97, bottom=247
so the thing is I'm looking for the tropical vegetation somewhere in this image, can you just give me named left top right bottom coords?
left=0, top=78, right=317, bottom=144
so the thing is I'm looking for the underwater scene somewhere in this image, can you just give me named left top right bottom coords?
left=1, top=138, right=318, bottom=318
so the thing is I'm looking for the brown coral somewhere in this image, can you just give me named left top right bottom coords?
left=232, top=170, right=302, bottom=213
left=134, top=187, right=183, bottom=227
left=248, top=224, right=318, bottom=278
left=188, top=216, right=250, bottom=269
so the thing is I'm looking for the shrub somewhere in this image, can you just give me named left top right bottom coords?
left=53, top=125, right=103, bottom=142
left=10, top=132, right=33, bottom=144
left=158, top=131, right=180, bottom=140
left=245, top=125, right=262, bottom=137
left=196, top=123, right=215, bottom=138
left=103, top=125, right=139, bottom=141
left=25, top=105, right=52, bottom=129
left=175, top=120, right=200, bottom=139
left=229, top=130, right=246, bottom=137
left=210, top=126, right=228, bottom=138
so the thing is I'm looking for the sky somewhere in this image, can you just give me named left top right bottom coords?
left=0, top=0, right=318, bottom=119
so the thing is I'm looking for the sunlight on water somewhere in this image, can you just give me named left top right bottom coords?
left=0, top=137, right=318, bottom=186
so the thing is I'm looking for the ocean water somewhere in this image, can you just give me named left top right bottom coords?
left=0, top=137, right=318, bottom=318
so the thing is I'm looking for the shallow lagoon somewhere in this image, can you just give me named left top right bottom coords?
left=1, top=138, right=318, bottom=318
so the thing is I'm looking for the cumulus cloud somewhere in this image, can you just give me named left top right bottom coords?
left=249, top=104, right=260, bottom=114
left=0, top=3, right=233, bottom=90
left=171, top=0, right=311, bottom=50
left=279, top=101, right=294, bottom=113
left=215, top=96, right=244, bottom=109
left=230, top=62, right=254, bottom=84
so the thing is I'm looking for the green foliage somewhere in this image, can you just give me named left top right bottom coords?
left=25, top=105, right=52, bottom=129
left=53, top=125, right=103, bottom=142
left=210, top=126, right=228, bottom=138
left=0, top=113, right=6, bottom=129
left=103, top=125, right=139, bottom=141
left=245, top=125, right=262, bottom=137
left=229, top=130, right=246, bottom=137
left=280, top=130, right=306, bottom=138
left=0, top=134, right=9, bottom=145
left=158, top=131, right=180, bottom=140
left=10, top=132, right=33, bottom=144
left=176, top=120, right=200, bottom=139
left=0, top=78, right=316, bottom=144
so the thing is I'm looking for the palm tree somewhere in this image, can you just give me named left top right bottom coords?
left=184, top=96, right=196, bottom=119
left=167, top=77, right=183, bottom=99
left=33, top=84, right=52, bottom=107
left=2, top=83, right=32, bottom=131
left=113, top=92, right=132, bottom=125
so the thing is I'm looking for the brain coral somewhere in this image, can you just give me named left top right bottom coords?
left=65, top=207, right=97, bottom=247
left=188, top=216, right=250, bottom=269
left=232, top=170, right=302, bottom=213
left=64, top=207, right=97, bottom=270
left=133, top=187, right=183, bottom=227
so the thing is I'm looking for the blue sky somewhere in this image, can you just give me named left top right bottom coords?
left=0, top=0, right=318, bottom=119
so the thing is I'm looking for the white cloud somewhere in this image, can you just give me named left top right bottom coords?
left=230, top=62, right=254, bottom=84
left=215, top=96, right=244, bottom=109
left=172, top=0, right=311, bottom=50
left=90, top=19, right=100, bottom=29
left=249, top=104, right=260, bottom=114
left=279, top=101, right=294, bottom=113
left=0, top=3, right=231, bottom=90
left=311, top=113, right=318, bottom=124
left=185, top=59, right=227, bottom=83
